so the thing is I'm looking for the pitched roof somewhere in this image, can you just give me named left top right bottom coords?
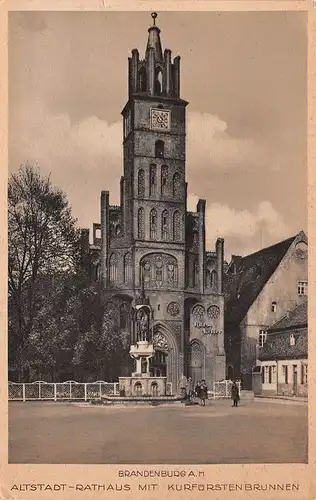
left=258, top=327, right=307, bottom=361
left=268, top=300, right=307, bottom=332
left=224, top=235, right=297, bottom=325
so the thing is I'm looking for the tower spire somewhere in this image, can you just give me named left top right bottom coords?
left=146, top=12, right=163, bottom=62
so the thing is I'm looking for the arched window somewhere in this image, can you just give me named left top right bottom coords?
left=161, top=165, right=168, bottom=196
left=161, top=210, right=169, bottom=240
left=155, top=69, right=163, bottom=96
left=173, top=172, right=181, bottom=197
left=155, top=140, right=164, bottom=159
left=139, top=67, right=147, bottom=92
left=149, top=164, right=157, bottom=196
left=138, top=207, right=145, bottom=239
left=109, top=253, right=118, bottom=283
left=173, top=210, right=181, bottom=240
left=150, top=208, right=157, bottom=240
left=138, top=169, right=145, bottom=197
left=124, top=252, right=132, bottom=284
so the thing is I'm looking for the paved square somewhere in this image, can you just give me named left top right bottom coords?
left=8, top=399, right=307, bottom=464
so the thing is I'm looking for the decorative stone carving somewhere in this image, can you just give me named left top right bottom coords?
left=153, top=332, right=169, bottom=351
left=140, top=253, right=178, bottom=289
left=167, top=302, right=180, bottom=317
left=192, top=305, right=205, bottom=319
left=207, top=305, right=220, bottom=319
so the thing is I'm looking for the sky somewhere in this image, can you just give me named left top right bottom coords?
left=9, top=11, right=307, bottom=260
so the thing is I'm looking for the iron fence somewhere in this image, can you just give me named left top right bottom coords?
left=8, top=380, right=119, bottom=402
left=9, top=379, right=239, bottom=401
left=211, top=380, right=242, bottom=399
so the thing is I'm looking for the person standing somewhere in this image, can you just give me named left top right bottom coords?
left=178, top=374, right=187, bottom=398
left=195, top=380, right=201, bottom=400
left=231, top=381, right=240, bottom=407
left=199, top=379, right=208, bottom=406
left=187, top=377, right=193, bottom=402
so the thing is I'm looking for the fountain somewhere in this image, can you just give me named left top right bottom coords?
left=118, top=291, right=168, bottom=398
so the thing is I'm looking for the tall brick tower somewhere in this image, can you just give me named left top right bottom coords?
left=121, top=12, right=187, bottom=289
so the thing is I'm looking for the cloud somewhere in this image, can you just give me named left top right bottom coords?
left=10, top=102, right=294, bottom=256
left=186, top=111, right=265, bottom=173
left=187, top=194, right=293, bottom=257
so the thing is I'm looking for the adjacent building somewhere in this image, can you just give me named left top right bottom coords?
left=81, top=13, right=226, bottom=392
left=224, top=231, right=308, bottom=389
left=258, top=300, right=307, bottom=397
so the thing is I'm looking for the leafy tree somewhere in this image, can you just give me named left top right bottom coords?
left=73, top=290, right=132, bottom=382
left=8, top=163, right=81, bottom=380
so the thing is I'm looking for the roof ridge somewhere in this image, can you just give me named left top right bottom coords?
left=240, top=234, right=296, bottom=261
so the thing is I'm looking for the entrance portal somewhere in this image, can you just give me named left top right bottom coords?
left=187, top=340, right=205, bottom=384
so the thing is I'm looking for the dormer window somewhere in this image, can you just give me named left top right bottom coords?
left=290, top=334, right=296, bottom=346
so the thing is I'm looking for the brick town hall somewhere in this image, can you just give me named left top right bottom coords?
left=81, top=13, right=226, bottom=392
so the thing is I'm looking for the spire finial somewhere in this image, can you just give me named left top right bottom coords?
left=151, top=12, right=158, bottom=26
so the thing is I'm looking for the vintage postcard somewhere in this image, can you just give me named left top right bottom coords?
left=0, top=1, right=315, bottom=499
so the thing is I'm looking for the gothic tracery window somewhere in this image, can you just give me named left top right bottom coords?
left=150, top=208, right=157, bottom=240
left=124, top=252, right=132, bottom=284
left=161, top=165, right=168, bottom=196
left=138, top=207, right=145, bottom=239
left=109, top=253, right=118, bottom=283
left=173, top=172, right=181, bottom=197
left=150, top=164, right=157, bottom=196
left=161, top=210, right=169, bottom=240
left=173, top=210, right=181, bottom=240
left=138, top=169, right=145, bottom=197
left=155, top=140, right=164, bottom=159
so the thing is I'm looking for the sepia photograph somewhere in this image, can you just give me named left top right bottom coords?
left=7, top=9, right=308, bottom=466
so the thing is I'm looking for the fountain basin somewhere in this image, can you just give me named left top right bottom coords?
left=119, top=376, right=167, bottom=397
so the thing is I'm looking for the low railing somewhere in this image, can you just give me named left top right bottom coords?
left=8, top=381, right=119, bottom=402
left=210, top=380, right=242, bottom=399
left=9, top=380, right=174, bottom=401
left=9, top=380, right=238, bottom=401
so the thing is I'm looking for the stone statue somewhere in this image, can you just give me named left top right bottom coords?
left=136, top=308, right=149, bottom=341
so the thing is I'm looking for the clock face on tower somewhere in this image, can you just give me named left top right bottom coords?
left=150, top=108, right=170, bottom=131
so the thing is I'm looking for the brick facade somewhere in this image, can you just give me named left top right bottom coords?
left=80, top=15, right=226, bottom=392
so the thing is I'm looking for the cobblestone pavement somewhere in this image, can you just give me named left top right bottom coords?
left=8, top=399, right=308, bottom=464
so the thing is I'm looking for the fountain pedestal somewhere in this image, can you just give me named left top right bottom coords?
left=119, top=340, right=167, bottom=397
